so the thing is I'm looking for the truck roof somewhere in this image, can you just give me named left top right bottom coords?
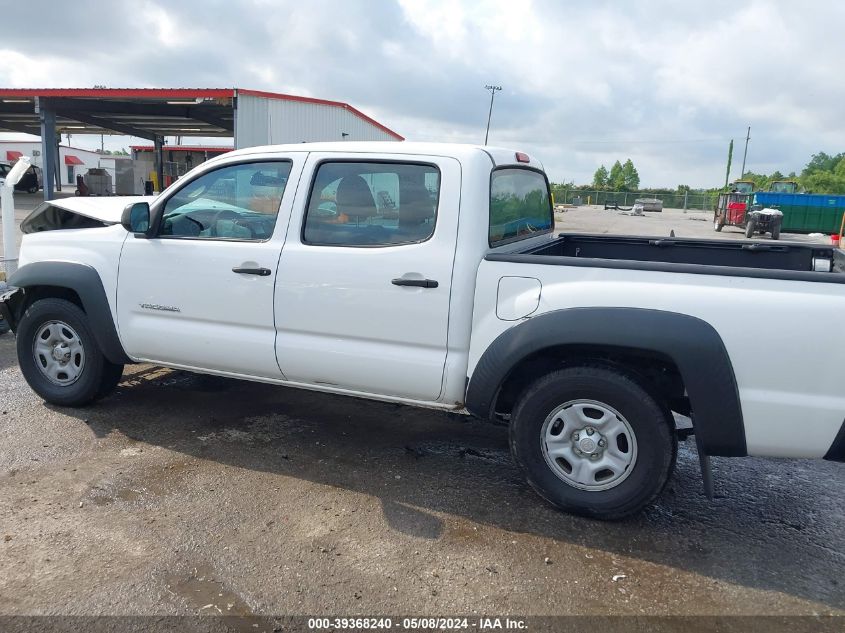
left=221, top=141, right=545, bottom=171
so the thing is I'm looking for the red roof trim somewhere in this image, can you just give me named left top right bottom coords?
left=130, top=145, right=233, bottom=153
left=0, top=88, right=234, bottom=99
left=0, top=87, right=403, bottom=141
left=236, top=89, right=404, bottom=141
left=64, top=154, right=84, bottom=165
left=6, top=150, right=23, bottom=160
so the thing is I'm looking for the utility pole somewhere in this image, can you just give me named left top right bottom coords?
left=484, top=85, right=502, bottom=145
left=724, top=139, right=734, bottom=188
left=740, top=126, right=751, bottom=179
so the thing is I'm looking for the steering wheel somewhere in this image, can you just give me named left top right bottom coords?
left=208, top=209, right=255, bottom=239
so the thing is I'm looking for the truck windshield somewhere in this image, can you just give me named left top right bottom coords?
left=489, top=168, right=553, bottom=246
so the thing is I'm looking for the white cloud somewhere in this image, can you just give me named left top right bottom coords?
left=1, top=0, right=843, bottom=186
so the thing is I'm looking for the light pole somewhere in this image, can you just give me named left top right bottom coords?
left=484, top=85, right=502, bottom=145
left=740, top=126, right=751, bottom=179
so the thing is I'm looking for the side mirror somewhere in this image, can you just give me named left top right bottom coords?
left=121, top=202, right=152, bottom=237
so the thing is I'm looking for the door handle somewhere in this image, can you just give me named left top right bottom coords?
left=391, top=277, right=438, bottom=288
left=232, top=266, right=272, bottom=276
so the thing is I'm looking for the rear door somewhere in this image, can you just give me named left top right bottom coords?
left=274, top=153, right=461, bottom=401
left=116, top=154, right=305, bottom=377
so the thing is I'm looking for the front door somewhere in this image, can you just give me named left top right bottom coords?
left=274, top=153, right=461, bottom=401
left=117, top=155, right=303, bottom=378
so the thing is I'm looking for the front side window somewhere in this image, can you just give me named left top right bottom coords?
left=303, top=162, right=440, bottom=246
left=489, top=168, right=553, bottom=246
left=160, top=161, right=291, bottom=241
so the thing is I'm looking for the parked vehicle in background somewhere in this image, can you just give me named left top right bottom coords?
left=714, top=191, right=783, bottom=239
left=730, top=180, right=755, bottom=195
left=16, top=164, right=42, bottom=193
left=769, top=180, right=799, bottom=194
left=1, top=161, right=42, bottom=193
left=2, top=142, right=844, bottom=520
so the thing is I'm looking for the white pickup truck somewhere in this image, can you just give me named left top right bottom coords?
left=2, top=142, right=844, bottom=519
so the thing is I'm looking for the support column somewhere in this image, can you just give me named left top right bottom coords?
left=154, top=136, right=164, bottom=193
left=54, top=136, right=62, bottom=192
left=39, top=106, right=57, bottom=201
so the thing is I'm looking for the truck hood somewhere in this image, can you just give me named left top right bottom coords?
left=21, top=195, right=156, bottom=234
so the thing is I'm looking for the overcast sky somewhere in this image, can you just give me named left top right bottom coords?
left=1, top=0, right=842, bottom=187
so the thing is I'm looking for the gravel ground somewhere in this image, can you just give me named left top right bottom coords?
left=554, top=204, right=828, bottom=244
left=0, top=195, right=842, bottom=627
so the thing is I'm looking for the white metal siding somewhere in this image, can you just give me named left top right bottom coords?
left=0, top=141, right=103, bottom=184
left=235, top=94, right=398, bottom=148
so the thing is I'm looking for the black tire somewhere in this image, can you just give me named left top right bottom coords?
left=16, top=298, right=124, bottom=407
left=0, top=317, right=9, bottom=336
left=744, top=219, right=756, bottom=238
left=771, top=220, right=781, bottom=240
left=97, top=361, right=125, bottom=398
left=510, top=366, right=676, bottom=520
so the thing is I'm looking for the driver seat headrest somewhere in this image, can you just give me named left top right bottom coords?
left=336, top=175, right=378, bottom=220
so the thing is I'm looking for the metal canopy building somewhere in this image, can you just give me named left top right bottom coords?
left=0, top=88, right=403, bottom=199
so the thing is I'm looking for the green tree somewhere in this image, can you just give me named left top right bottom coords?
left=609, top=160, right=624, bottom=190
left=592, top=165, right=609, bottom=189
left=801, top=152, right=844, bottom=177
left=550, top=181, right=574, bottom=203
left=801, top=171, right=845, bottom=194
left=621, top=159, right=640, bottom=190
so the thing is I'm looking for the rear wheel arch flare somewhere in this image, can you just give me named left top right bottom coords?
left=465, top=307, right=746, bottom=457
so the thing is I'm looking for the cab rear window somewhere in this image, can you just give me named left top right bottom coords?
left=489, top=168, right=553, bottom=246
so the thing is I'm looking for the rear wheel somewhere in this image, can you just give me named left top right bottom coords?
left=16, top=298, right=124, bottom=407
left=509, top=366, right=676, bottom=520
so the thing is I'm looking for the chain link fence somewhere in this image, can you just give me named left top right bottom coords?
left=556, top=189, right=719, bottom=211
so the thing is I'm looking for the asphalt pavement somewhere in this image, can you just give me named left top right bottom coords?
left=0, top=336, right=843, bottom=620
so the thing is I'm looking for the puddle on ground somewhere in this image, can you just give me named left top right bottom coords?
left=166, top=564, right=274, bottom=631
left=88, top=460, right=195, bottom=506
left=91, top=487, right=141, bottom=506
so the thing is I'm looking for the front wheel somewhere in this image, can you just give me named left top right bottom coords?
left=16, top=298, right=123, bottom=407
left=509, top=366, right=676, bottom=520
left=714, top=214, right=724, bottom=232
left=745, top=219, right=756, bottom=238
left=770, top=220, right=781, bottom=240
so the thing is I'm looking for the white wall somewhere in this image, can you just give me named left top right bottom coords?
left=235, top=94, right=399, bottom=149
left=0, top=141, right=104, bottom=186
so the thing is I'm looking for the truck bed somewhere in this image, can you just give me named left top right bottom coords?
left=502, top=233, right=843, bottom=281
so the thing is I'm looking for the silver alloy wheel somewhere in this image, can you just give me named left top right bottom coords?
left=32, top=320, right=86, bottom=386
left=540, top=399, right=638, bottom=491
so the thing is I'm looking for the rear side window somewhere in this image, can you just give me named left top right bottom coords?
left=303, top=162, right=440, bottom=247
left=489, top=168, right=553, bottom=246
